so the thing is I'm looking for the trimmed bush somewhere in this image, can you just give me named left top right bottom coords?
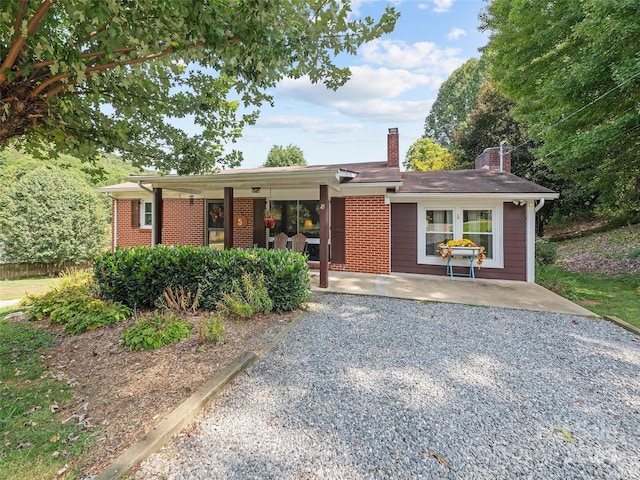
left=93, top=246, right=310, bottom=312
left=535, top=239, right=558, bottom=265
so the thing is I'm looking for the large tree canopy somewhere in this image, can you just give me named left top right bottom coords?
left=0, top=1, right=398, bottom=174
left=403, top=137, right=454, bottom=171
left=423, top=57, right=486, bottom=149
left=482, top=0, right=640, bottom=217
left=263, top=144, right=306, bottom=167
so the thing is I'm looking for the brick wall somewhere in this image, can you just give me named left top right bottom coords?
left=114, top=198, right=152, bottom=248
left=161, top=198, right=205, bottom=246
left=233, top=197, right=254, bottom=248
left=335, top=195, right=390, bottom=274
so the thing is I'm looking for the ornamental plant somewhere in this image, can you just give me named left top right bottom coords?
left=437, top=239, right=487, bottom=265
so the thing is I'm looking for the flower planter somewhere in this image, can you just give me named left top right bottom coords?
left=438, top=246, right=480, bottom=257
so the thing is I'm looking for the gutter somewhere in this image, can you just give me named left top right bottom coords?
left=534, top=198, right=545, bottom=212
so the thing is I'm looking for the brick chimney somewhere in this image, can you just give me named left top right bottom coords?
left=387, top=127, right=399, bottom=168
left=474, top=145, right=511, bottom=173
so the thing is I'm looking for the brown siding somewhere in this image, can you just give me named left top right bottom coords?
left=391, top=202, right=527, bottom=281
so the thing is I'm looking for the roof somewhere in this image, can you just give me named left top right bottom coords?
left=398, top=170, right=557, bottom=195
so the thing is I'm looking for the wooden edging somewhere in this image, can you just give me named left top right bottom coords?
left=603, top=315, right=640, bottom=336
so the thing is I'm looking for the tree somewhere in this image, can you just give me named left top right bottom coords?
left=453, top=83, right=536, bottom=177
left=423, top=57, right=487, bottom=149
left=403, top=137, right=455, bottom=171
left=263, top=144, right=307, bottom=167
left=0, top=1, right=398, bottom=174
left=482, top=0, right=640, bottom=218
left=0, top=167, right=107, bottom=264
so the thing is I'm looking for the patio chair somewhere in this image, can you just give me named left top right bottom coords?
left=291, top=233, right=307, bottom=253
left=273, top=232, right=289, bottom=250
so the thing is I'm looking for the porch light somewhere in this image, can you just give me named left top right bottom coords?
left=252, top=187, right=261, bottom=193
left=303, top=219, right=313, bottom=228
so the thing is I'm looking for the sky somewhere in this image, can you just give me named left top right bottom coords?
left=233, top=0, right=490, bottom=169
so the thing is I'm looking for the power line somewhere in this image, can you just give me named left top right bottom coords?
left=509, top=68, right=640, bottom=153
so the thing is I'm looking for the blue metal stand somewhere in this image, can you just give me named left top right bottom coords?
left=446, top=253, right=477, bottom=281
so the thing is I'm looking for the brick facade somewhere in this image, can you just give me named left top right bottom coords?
left=334, top=195, right=390, bottom=274
left=232, top=197, right=255, bottom=248
left=113, top=198, right=152, bottom=248
left=161, top=198, right=205, bottom=246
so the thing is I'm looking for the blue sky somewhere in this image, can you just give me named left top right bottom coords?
left=234, top=0, right=489, bottom=168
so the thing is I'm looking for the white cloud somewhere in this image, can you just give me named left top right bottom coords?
left=277, top=66, right=440, bottom=105
left=447, top=27, right=467, bottom=41
left=331, top=99, right=433, bottom=123
left=418, top=0, right=455, bottom=13
left=359, top=39, right=464, bottom=74
left=240, top=130, right=270, bottom=143
left=256, top=116, right=363, bottom=134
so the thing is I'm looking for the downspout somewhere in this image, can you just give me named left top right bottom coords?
left=527, top=198, right=546, bottom=283
left=137, top=181, right=155, bottom=247
left=534, top=198, right=545, bottom=213
left=106, top=194, right=118, bottom=250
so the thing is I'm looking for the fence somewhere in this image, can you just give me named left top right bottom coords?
left=0, top=262, right=88, bottom=281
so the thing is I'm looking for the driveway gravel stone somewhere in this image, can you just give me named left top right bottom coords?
left=136, top=294, right=640, bottom=480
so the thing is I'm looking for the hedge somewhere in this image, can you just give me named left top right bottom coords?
left=93, top=246, right=310, bottom=312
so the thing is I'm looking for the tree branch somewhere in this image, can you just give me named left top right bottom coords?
left=0, top=0, right=55, bottom=85
left=13, top=0, right=29, bottom=40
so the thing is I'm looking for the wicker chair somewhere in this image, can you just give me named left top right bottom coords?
left=273, top=232, right=289, bottom=250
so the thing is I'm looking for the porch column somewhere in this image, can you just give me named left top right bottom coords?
left=319, top=184, right=329, bottom=288
left=153, top=188, right=163, bottom=245
left=224, top=187, right=234, bottom=249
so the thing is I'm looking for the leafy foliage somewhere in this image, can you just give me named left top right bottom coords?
left=403, top=137, right=455, bottom=171
left=535, top=239, right=559, bottom=266
left=423, top=58, right=487, bottom=148
left=199, top=313, right=226, bottom=346
left=23, top=269, right=132, bottom=334
left=482, top=0, right=640, bottom=219
left=216, top=272, right=273, bottom=319
left=93, top=246, right=310, bottom=312
left=122, top=313, right=192, bottom=351
left=0, top=166, right=107, bottom=264
left=263, top=144, right=307, bottom=167
left=0, top=1, right=398, bottom=173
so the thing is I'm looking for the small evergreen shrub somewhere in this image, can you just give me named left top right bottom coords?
left=94, top=247, right=310, bottom=312
left=535, top=239, right=559, bottom=265
left=122, top=313, right=192, bottom=351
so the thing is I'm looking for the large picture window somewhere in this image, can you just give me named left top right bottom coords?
left=267, top=200, right=322, bottom=260
left=418, top=204, right=502, bottom=268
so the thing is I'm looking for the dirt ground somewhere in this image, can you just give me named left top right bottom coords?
left=38, top=309, right=301, bottom=478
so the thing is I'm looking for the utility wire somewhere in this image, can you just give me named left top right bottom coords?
left=509, top=68, right=640, bottom=153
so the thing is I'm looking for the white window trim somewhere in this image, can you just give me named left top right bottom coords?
left=417, top=201, right=503, bottom=269
left=140, top=200, right=153, bottom=229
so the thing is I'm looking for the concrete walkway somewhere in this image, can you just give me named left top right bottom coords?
left=310, top=271, right=596, bottom=317
left=0, top=298, right=21, bottom=309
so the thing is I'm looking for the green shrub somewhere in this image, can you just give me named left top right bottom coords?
left=199, top=313, right=226, bottom=346
left=122, top=313, right=192, bottom=351
left=23, top=270, right=132, bottom=334
left=94, top=247, right=310, bottom=312
left=535, top=239, right=559, bottom=265
left=216, top=272, right=273, bottom=319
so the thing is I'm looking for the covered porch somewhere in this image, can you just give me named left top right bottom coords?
left=128, top=166, right=361, bottom=288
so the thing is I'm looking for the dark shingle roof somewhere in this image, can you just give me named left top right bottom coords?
left=399, top=170, right=556, bottom=194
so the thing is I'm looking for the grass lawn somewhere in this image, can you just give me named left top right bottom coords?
left=537, top=266, right=640, bottom=329
left=0, top=317, right=92, bottom=479
left=0, top=277, right=58, bottom=301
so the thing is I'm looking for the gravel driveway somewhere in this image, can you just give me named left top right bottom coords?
left=137, top=294, right=640, bottom=479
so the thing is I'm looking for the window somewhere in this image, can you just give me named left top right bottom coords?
left=418, top=204, right=502, bottom=268
left=141, top=201, right=152, bottom=228
left=267, top=200, right=322, bottom=260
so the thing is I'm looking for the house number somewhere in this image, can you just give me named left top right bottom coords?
left=320, top=203, right=326, bottom=210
